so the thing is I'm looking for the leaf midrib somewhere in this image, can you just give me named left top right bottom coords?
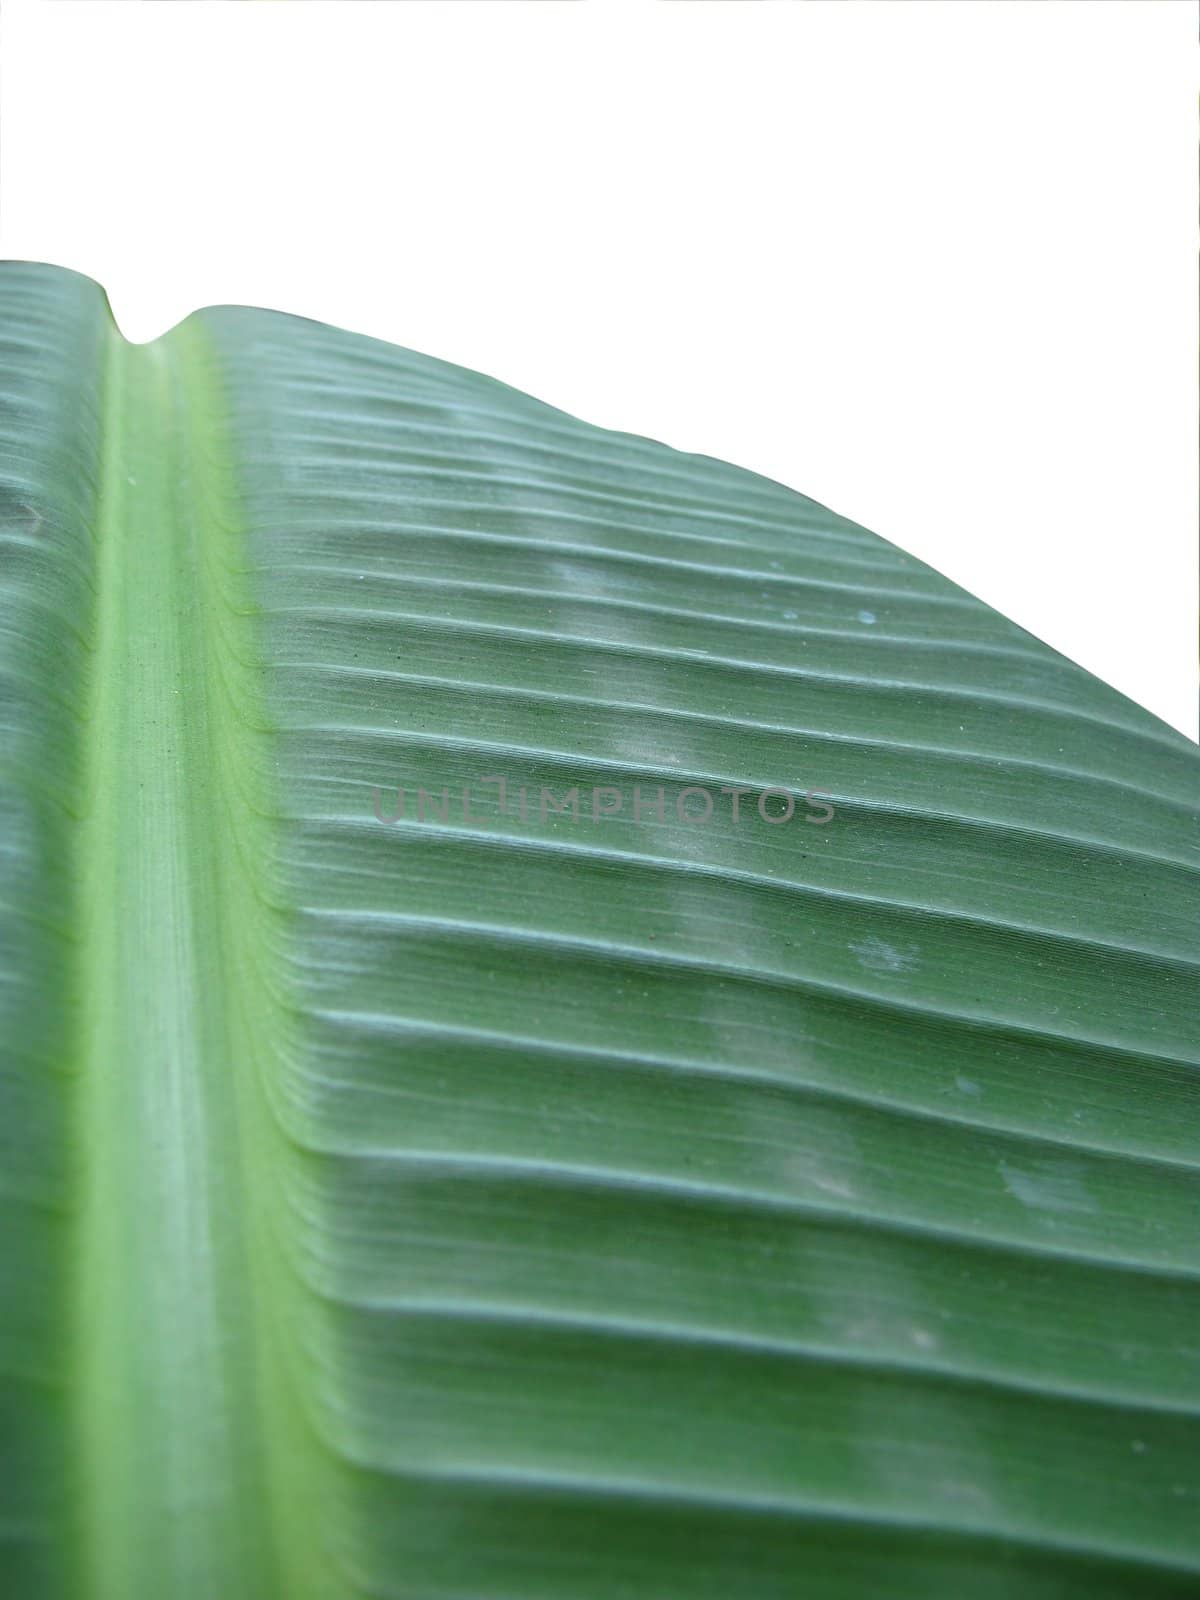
left=71, top=319, right=321, bottom=1600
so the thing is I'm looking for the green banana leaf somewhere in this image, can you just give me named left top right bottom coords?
left=1, top=260, right=1197, bottom=1600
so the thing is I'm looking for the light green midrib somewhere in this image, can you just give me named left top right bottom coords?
left=71, top=316, right=320, bottom=1600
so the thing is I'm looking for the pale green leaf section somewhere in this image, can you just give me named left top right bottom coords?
left=0, top=262, right=1197, bottom=1599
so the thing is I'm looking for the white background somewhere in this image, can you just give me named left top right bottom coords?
left=1, top=0, right=1195, bottom=738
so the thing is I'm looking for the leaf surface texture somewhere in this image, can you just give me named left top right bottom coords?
left=0, top=263, right=1197, bottom=1600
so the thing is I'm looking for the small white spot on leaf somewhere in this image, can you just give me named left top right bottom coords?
left=849, top=936, right=919, bottom=975
left=999, top=1159, right=1096, bottom=1216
